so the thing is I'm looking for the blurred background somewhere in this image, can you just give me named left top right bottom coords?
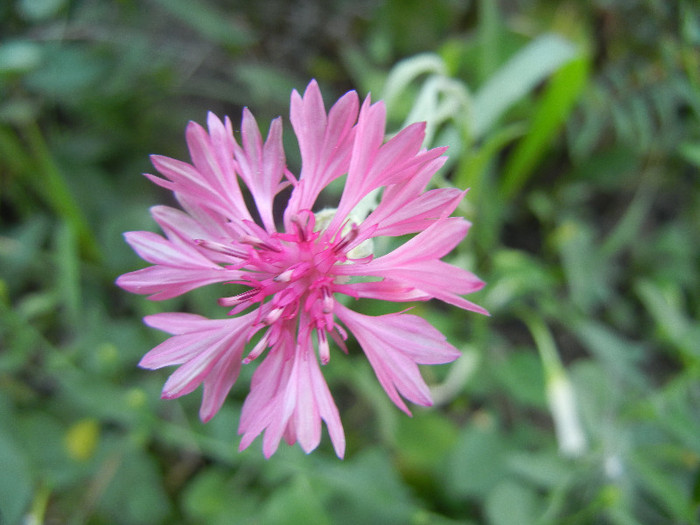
left=1, top=0, right=699, bottom=523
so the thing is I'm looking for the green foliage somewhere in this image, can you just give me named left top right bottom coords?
left=1, top=0, right=699, bottom=523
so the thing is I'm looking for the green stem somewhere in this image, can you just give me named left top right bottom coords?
left=22, top=122, right=102, bottom=263
left=521, top=311, right=564, bottom=381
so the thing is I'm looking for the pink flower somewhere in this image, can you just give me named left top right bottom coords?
left=117, top=80, right=487, bottom=458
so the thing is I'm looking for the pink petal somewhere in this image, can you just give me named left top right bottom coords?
left=286, top=81, right=359, bottom=218
left=186, top=119, right=252, bottom=221
left=346, top=97, right=386, bottom=187
left=161, top=343, right=226, bottom=399
left=336, top=304, right=460, bottom=414
left=329, top=113, right=445, bottom=235
left=140, top=313, right=255, bottom=416
left=150, top=155, right=210, bottom=193
left=340, top=259, right=488, bottom=315
left=286, top=347, right=322, bottom=454
left=139, top=331, right=219, bottom=370
left=327, top=97, right=385, bottom=232
left=307, top=349, right=345, bottom=458
left=233, top=110, right=285, bottom=232
left=364, top=165, right=464, bottom=235
left=123, top=231, right=218, bottom=268
left=206, top=113, right=240, bottom=193
left=238, top=338, right=293, bottom=455
left=374, top=189, right=463, bottom=237
left=290, top=80, right=327, bottom=177
left=369, top=217, right=469, bottom=267
left=239, top=334, right=292, bottom=430
left=151, top=205, right=211, bottom=243
left=381, top=262, right=488, bottom=315
left=186, top=121, right=228, bottom=194
left=380, top=155, right=446, bottom=204
left=150, top=206, right=240, bottom=264
left=199, top=346, right=244, bottom=422
left=143, top=312, right=217, bottom=335
left=261, top=362, right=299, bottom=458
left=333, top=280, right=430, bottom=302
left=238, top=331, right=344, bottom=458
left=115, top=265, right=238, bottom=300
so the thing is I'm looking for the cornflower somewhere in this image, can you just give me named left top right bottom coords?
left=117, top=80, right=487, bottom=458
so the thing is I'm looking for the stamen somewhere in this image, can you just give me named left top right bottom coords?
left=293, top=218, right=307, bottom=242
left=322, top=288, right=334, bottom=314
left=333, top=223, right=359, bottom=254
left=239, top=234, right=281, bottom=252
left=318, top=329, right=330, bottom=365
left=262, top=307, right=284, bottom=325
left=273, top=268, right=295, bottom=283
left=335, top=324, right=348, bottom=340
left=288, top=210, right=318, bottom=243
left=194, top=239, right=248, bottom=258
left=329, top=327, right=348, bottom=354
left=243, top=331, right=270, bottom=364
left=290, top=212, right=315, bottom=242
left=218, top=288, right=258, bottom=307
left=284, top=168, right=298, bottom=185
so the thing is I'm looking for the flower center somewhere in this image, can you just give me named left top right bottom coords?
left=211, top=209, right=370, bottom=365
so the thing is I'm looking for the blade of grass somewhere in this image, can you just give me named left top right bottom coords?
left=500, top=56, right=589, bottom=199
left=151, top=0, right=256, bottom=48
left=521, top=312, right=587, bottom=457
left=22, top=122, right=102, bottom=263
left=55, top=220, right=82, bottom=328
left=0, top=125, right=36, bottom=215
left=477, top=0, right=502, bottom=83
left=599, top=171, right=655, bottom=258
left=471, top=33, right=577, bottom=139
left=455, top=121, right=525, bottom=194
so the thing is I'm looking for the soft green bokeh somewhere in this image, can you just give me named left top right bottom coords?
left=1, top=0, right=698, bottom=523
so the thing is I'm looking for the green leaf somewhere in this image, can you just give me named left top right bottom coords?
left=19, top=122, right=102, bottom=262
left=629, top=452, right=696, bottom=522
left=16, top=412, right=88, bottom=488
left=314, top=449, right=417, bottom=525
left=485, top=481, right=540, bottom=525
left=24, top=44, right=107, bottom=98
left=599, top=178, right=656, bottom=258
left=151, top=0, right=255, bottom=48
left=97, top=444, right=172, bottom=525
left=17, top=0, right=66, bottom=21
left=0, top=428, right=33, bottom=525
left=382, top=53, right=447, bottom=110
left=0, top=40, right=42, bottom=75
left=572, top=322, right=647, bottom=388
left=54, top=221, right=81, bottom=328
left=445, top=417, right=507, bottom=498
left=454, top=122, right=525, bottom=193
left=678, top=142, right=700, bottom=167
left=635, top=279, right=698, bottom=361
left=553, top=220, right=610, bottom=312
left=471, top=34, right=577, bottom=139
left=484, top=248, right=555, bottom=312
left=477, top=0, right=504, bottom=82
left=261, top=474, right=331, bottom=525
left=395, top=410, right=458, bottom=477
left=649, top=375, right=700, bottom=456
left=500, top=56, right=589, bottom=199
left=506, top=451, right=571, bottom=489
left=183, top=467, right=260, bottom=524
left=493, top=350, right=547, bottom=409
left=237, top=64, right=305, bottom=108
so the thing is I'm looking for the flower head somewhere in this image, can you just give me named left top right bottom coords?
left=117, top=80, right=487, bottom=458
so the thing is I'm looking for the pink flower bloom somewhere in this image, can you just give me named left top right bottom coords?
left=117, top=80, right=487, bottom=458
